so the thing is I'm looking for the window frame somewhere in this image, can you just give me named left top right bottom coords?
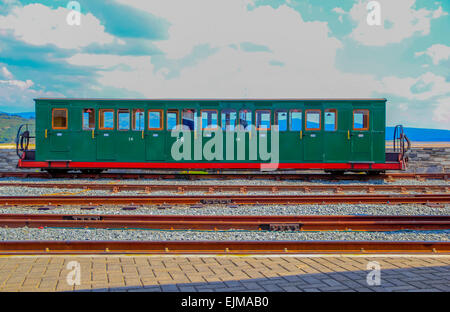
left=221, top=109, right=237, bottom=131
left=117, top=109, right=130, bottom=131
left=99, top=109, right=115, bottom=130
left=82, top=108, right=95, bottom=130
left=131, top=108, right=145, bottom=131
left=166, top=109, right=179, bottom=131
left=274, top=110, right=288, bottom=132
left=52, top=108, right=68, bottom=130
left=305, top=109, right=321, bottom=131
left=181, top=108, right=197, bottom=131
left=255, top=109, right=271, bottom=131
left=352, top=109, right=370, bottom=131
left=324, top=109, right=337, bottom=132
left=289, top=109, right=302, bottom=131
left=200, top=109, right=219, bottom=130
left=148, top=109, right=164, bottom=130
left=238, top=109, right=252, bottom=131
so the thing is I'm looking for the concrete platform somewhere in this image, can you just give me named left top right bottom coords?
left=0, top=254, right=449, bottom=292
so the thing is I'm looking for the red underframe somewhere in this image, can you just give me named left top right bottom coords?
left=18, top=159, right=403, bottom=170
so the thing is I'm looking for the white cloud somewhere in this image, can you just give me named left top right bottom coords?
left=381, top=72, right=450, bottom=100
left=115, top=1, right=341, bottom=60
left=0, top=79, right=33, bottom=90
left=433, top=97, right=450, bottom=124
left=68, top=2, right=387, bottom=99
left=0, top=80, right=61, bottom=112
left=348, top=0, right=447, bottom=46
left=66, top=54, right=150, bottom=70
left=432, top=6, right=448, bottom=18
left=58, top=1, right=448, bottom=130
left=1, top=66, right=13, bottom=79
left=415, top=44, right=450, bottom=65
left=0, top=3, right=115, bottom=49
left=332, top=7, right=346, bottom=14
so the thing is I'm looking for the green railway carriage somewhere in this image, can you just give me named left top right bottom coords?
left=17, top=98, right=407, bottom=173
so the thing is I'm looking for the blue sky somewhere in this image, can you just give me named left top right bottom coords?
left=0, top=0, right=449, bottom=129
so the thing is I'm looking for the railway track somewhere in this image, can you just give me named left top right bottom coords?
left=0, top=182, right=448, bottom=194
left=0, top=171, right=448, bottom=181
left=0, top=241, right=448, bottom=255
left=1, top=214, right=449, bottom=231
left=0, top=194, right=449, bottom=206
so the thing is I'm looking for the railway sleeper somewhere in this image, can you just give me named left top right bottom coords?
left=260, top=223, right=301, bottom=231
left=62, top=215, right=103, bottom=221
left=200, top=199, right=233, bottom=204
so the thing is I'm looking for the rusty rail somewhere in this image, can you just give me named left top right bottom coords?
left=0, top=241, right=448, bottom=255
left=0, top=171, right=448, bottom=181
left=1, top=214, right=449, bottom=231
left=0, top=182, right=448, bottom=194
left=0, top=194, right=449, bottom=206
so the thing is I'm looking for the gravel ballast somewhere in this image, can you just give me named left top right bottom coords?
left=0, top=227, right=449, bottom=242
left=1, top=177, right=448, bottom=186
left=0, top=203, right=449, bottom=216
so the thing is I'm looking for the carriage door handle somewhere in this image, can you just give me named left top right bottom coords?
left=45, top=129, right=48, bottom=138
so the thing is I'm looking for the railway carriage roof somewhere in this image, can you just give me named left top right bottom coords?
left=35, top=98, right=387, bottom=102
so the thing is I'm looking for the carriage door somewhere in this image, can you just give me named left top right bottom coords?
left=351, top=108, right=372, bottom=161
left=281, top=108, right=303, bottom=162
left=146, top=109, right=166, bottom=161
left=49, top=106, right=70, bottom=157
left=165, top=109, right=180, bottom=162
left=323, top=105, right=351, bottom=163
left=303, top=107, right=323, bottom=162
left=96, top=108, right=116, bottom=160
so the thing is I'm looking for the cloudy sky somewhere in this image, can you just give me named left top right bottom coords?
left=0, top=0, right=449, bottom=129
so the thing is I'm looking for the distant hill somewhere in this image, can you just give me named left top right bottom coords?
left=0, top=112, right=35, bottom=144
left=386, top=127, right=450, bottom=142
left=11, top=112, right=35, bottom=119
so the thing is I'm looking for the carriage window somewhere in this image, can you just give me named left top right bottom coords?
left=239, top=110, right=252, bottom=131
left=324, top=109, right=337, bottom=131
left=275, top=111, right=287, bottom=131
left=118, top=109, right=130, bottom=131
left=182, top=109, right=197, bottom=131
left=306, top=110, right=321, bottom=131
left=221, top=110, right=237, bottom=131
left=353, top=110, right=369, bottom=130
left=256, top=110, right=271, bottom=130
left=52, top=108, right=68, bottom=129
left=201, top=110, right=218, bottom=130
left=132, top=109, right=145, bottom=131
left=148, top=110, right=163, bottom=130
left=289, top=110, right=302, bottom=131
left=99, top=109, right=114, bottom=130
left=82, top=109, right=95, bottom=130
left=167, top=110, right=178, bottom=130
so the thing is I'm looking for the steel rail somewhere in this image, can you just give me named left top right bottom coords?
left=0, top=194, right=449, bottom=206
left=0, top=171, right=448, bottom=181
left=0, top=182, right=448, bottom=194
left=0, top=241, right=448, bottom=255
left=1, top=214, right=449, bottom=231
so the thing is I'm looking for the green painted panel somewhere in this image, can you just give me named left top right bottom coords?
left=33, top=98, right=388, bottom=166
left=303, top=103, right=323, bottom=162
